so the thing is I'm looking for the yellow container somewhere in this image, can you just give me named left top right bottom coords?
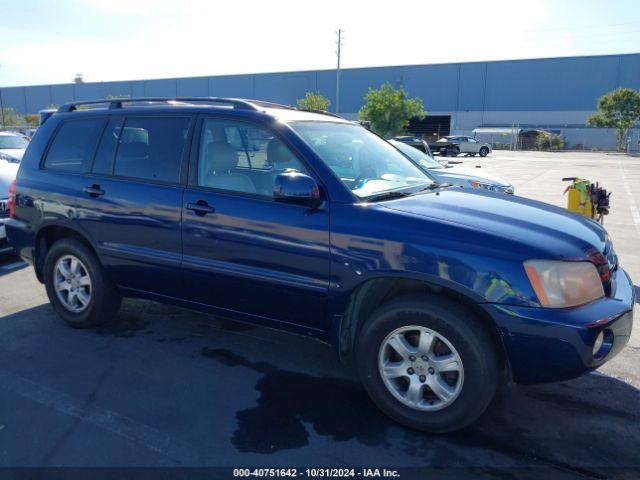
left=567, top=185, right=593, bottom=217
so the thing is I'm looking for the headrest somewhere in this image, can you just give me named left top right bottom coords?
left=208, top=142, right=238, bottom=172
left=267, top=138, right=293, bottom=167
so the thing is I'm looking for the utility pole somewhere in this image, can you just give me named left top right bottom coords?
left=0, top=65, right=5, bottom=127
left=335, top=29, right=343, bottom=114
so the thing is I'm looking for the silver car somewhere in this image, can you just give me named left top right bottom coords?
left=390, top=140, right=513, bottom=194
left=438, top=135, right=492, bottom=157
left=0, top=132, right=28, bottom=252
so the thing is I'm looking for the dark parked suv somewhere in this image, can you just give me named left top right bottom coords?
left=6, top=98, right=634, bottom=432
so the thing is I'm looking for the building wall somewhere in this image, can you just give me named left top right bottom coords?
left=2, top=53, right=639, bottom=149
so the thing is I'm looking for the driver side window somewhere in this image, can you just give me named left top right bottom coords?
left=197, top=119, right=309, bottom=197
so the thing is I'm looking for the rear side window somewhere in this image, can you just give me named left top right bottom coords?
left=113, top=117, right=190, bottom=183
left=44, top=119, right=105, bottom=173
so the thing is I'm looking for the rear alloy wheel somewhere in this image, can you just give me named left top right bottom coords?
left=44, top=238, right=121, bottom=328
left=479, top=147, right=489, bottom=157
left=53, top=254, right=92, bottom=313
left=356, top=295, right=499, bottom=432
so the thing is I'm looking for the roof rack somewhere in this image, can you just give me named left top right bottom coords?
left=56, top=97, right=294, bottom=113
left=56, top=97, right=344, bottom=119
left=298, top=108, right=343, bottom=118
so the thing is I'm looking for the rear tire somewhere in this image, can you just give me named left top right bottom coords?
left=356, top=295, right=499, bottom=432
left=44, top=238, right=121, bottom=328
left=479, top=147, right=489, bottom=157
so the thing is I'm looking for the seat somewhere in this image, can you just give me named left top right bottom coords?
left=201, top=141, right=256, bottom=194
left=267, top=138, right=302, bottom=172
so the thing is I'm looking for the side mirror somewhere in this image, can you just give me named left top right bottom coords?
left=274, top=172, right=322, bottom=208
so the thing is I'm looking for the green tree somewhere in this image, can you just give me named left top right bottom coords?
left=358, top=82, right=425, bottom=137
left=537, top=131, right=565, bottom=151
left=587, top=87, right=640, bottom=151
left=0, top=108, right=25, bottom=127
left=297, top=91, right=331, bottom=111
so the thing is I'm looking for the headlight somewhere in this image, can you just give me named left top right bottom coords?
left=469, top=180, right=495, bottom=191
left=469, top=180, right=512, bottom=194
left=524, top=260, right=605, bottom=307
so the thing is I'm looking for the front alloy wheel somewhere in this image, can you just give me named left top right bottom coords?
left=356, top=295, right=499, bottom=432
left=379, top=326, right=464, bottom=411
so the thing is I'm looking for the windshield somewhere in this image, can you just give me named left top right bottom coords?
left=290, top=122, right=433, bottom=198
left=0, top=135, right=29, bottom=150
left=390, top=140, right=444, bottom=170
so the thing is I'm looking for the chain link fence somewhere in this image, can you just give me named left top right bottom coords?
left=471, top=126, right=640, bottom=153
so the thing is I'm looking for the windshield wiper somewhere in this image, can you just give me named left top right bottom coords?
left=364, top=190, right=411, bottom=202
left=417, top=182, right=452, bottom=192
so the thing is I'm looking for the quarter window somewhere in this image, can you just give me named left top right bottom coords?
left=113, top=117, right=190, bottom=183
left=44, top=119, right=105, bottom=172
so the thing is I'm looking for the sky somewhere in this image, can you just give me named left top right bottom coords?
left=1, top=0, right=639, bottom=87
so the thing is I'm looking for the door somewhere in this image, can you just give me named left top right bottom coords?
left=455, top=137, right=472, bottom=153
left=466, top=138, right=481, bottom=153
left=76, top=115, right=193, bottom=297
left=181, top=117, right=331, bottom=331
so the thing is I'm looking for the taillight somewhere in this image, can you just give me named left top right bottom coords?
left=8, top=179, right=16, bottom=218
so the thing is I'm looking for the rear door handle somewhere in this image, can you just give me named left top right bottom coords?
left=83, top=184, right=105, bottom=197
left=186, top=201, right=215, bottom=216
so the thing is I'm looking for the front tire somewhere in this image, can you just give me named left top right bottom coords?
left=44, top=238, right=121, bottom=328
left=356, top=295, right=499, bottom=432
left=479, top=147, right=489, bottom=157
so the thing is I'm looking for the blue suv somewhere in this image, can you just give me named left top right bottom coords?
left=6, top=98, right=634, bottom=432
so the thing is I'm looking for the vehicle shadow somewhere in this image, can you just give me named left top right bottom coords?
left=1, top=300, right=638, bottom=476
left=0, top=253, right=25, bottom=278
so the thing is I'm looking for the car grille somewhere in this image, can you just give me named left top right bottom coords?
left=590, top=239, right=617, bottom=296
left=0, top=199, right=8, bottom=219
left=604, top=240, right=618, bottom=273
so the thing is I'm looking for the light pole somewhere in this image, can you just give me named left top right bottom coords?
left=335, top=29, right=343, bottom=114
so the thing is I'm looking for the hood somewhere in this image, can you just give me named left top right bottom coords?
left=381, top=187, right=607, bottom=259
left=432, top=166, right=510, bottom=187
left=0, top=149, right=25, bottom=162
left=0, top=160, right=20, bottom=199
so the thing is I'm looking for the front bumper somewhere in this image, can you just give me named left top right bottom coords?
left=484, top=267, right=634, bottom=384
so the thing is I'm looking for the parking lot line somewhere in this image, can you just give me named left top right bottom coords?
left=0, top=371, right=200, bottom=465
left=619, top=160, right=640, bottom=237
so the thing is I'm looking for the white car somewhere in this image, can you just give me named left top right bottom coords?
left=0, top=132, right=29, bottom=252
left=438, top=135, right=492, bottom=157
left=390, top=140, right=513, bottom=194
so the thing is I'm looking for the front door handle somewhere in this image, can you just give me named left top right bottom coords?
left=83, top=184, right=105, bottom=197
left=186, top=200, right=215, bottom=216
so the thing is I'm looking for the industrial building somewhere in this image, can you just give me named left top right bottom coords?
left=1, top=53, right=639, bottom=151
